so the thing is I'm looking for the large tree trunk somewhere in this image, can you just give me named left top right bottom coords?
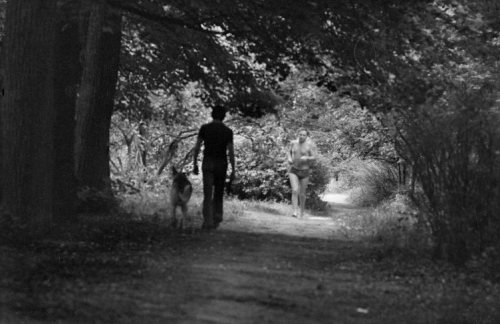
left=1, top=1, right=57, bottom=230
left=75, top=2, right=121, bottom=194
left=53, top=0, right=83, bottom=222
left=0, top=1, right=8, bottom=204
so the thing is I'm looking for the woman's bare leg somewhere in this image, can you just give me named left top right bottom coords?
left=289, top=172, right=300, bottom=217
left=299, top=177, right=309, bottom=218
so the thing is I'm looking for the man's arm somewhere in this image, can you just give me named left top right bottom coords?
left=193, top=136, right=203, bottom=175
left=227, top=140, right=235, bottom=178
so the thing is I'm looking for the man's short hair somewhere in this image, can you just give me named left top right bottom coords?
left=211, top=105, right=226, bottom=120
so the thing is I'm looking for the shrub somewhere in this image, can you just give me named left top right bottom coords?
left=231, top=165, right=290, bottom=202
left=368, top=194, right=431, bottom=251
left=306, top=155, right=332, bottom=210
left=396, top=84, right=500, bottom=264
left=340, top=158, right=399, bottom=207
left=339, top=193, right=431, bottom=252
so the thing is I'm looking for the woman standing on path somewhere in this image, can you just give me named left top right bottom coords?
left=287, top=128, right=317, bottom=218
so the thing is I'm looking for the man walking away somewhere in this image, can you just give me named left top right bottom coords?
left=193, top=106, right=235, bottom=230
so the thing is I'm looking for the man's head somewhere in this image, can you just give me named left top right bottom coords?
left=297, top=128, right=309, bottom=143
left=211, top=105, right=226, bottom=121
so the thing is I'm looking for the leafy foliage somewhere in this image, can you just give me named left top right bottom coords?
left=109, top=82, right=211, bottom=199
left=229, top=115, right=290, bottom=202
left=379, top=0, right=500, bottom=263
left=394, top=82, right=500, bottom=264
left=232, top=168, right=290, bottom=202
left=111, top=0, right=467, bottom=119
left=347, top=159, right=400, bottom=207
left=276, top=69, right=396, bottom=163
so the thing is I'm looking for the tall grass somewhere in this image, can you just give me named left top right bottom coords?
left=117, top=189, right=251, bottom=228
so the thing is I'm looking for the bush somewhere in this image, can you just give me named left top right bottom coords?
left=232, top=166, right=291, bottom=202
left=339, top=158, right=399, bottom=207
left=368, top=194, right=430, bottom=251
left=339, top=193, right=431, bottom=252
left=307, top=155, right=332, bottom=210
left=396, top=84, right=500, bottom=264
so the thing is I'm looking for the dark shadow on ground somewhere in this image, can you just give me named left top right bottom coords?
left=0, top=214, right=372, bottom=323
left=2, top=215, right=500, bottom=324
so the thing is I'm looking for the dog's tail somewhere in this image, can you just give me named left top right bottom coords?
left=178, top=184, right=193, bottom=203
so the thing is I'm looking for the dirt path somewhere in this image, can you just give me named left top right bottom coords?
left=113, top=200, right=498, bottom=324
left=2, top=198, right=499, bottom=323
left=80, top=206, right=388, bottom=324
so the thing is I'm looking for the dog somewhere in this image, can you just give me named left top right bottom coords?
left=169, top=166, right=193, bottom=230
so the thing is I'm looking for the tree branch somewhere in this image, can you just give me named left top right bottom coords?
left=157, top=129, right=198, bottom=175
left=106, top=0, right=222, bottom=35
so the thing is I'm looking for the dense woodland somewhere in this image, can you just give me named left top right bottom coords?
left=0, top=0, right=499, bottom=268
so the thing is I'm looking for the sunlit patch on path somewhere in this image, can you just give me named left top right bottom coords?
left=321, top=192, right=350, bottom=205
left=222, top=210, right=342, bottom=239
left=221, top=193, right=358, bottom=240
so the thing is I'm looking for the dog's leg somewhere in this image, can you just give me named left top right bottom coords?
left=171, top=204, right=178, bottom=229
left=180, top=203, right=188, bottom=230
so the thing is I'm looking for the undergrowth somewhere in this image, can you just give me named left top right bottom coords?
left=336, top=193, right=430, bottom=252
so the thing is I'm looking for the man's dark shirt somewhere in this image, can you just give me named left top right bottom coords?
left=199, top=121, right=233, bottom=160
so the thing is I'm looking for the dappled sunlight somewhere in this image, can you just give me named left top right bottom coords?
left=222, top=209, right=341, bottom=240
left=221, top=198, right=365, bottom=240
left=321, top=192, right=350, bottom=205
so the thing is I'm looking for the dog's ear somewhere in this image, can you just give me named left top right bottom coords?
left=171, top=166, right=178, bottom=176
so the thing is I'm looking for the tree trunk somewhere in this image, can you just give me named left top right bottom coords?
left=1, top=1, right=57, bottom=230
left=75, top=2, right=121, bottom=194
left=53, top=0, right=83, bottom=222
